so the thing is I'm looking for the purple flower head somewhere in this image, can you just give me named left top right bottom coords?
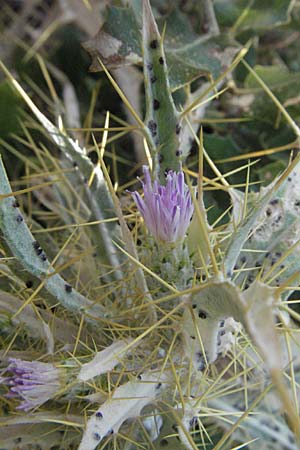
left=2, top=358, right=61, bottom=411
left=131, top=166, right=194, bottom=243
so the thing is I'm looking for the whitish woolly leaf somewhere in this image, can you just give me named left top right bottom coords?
left=184, top=281, right=281, bottom=370
left=83, top=4, right=240, bottom=91
left=224, top=155, right=300, bottom=277
left=78, top=341, right=130, bottom=382
left=79, top=372, right=165, bottom=450
left=210, top=396, right=298, bottom=450
left=0, top=423, right=79, bottom=450
left=0, top=290, right=89, bottom=347
left=0, top=60, right=123, bottom=280
left=0, top=413, right=82, bottom=449
left=229, top=160, right=300, bottom=298
left=0, top=157, right=105, bottom=320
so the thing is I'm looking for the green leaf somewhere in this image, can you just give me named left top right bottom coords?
left=142, top=0, right=180, bottom=176
left=214, top=0, right=295, bottom=31
left=0, top=81, right=22, bottom=137
left=245, top=64, right=300, bottom=90
left=83, top=4, right=240, bottom=91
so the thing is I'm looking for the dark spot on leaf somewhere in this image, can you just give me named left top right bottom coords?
left=189, top=417, right=197, bottom=427
left=288, top=434, right=295, bottom=443
left=96, top=411, right=103, bottom=419
left=73, top=161, right=78, bottom=168
left=266, top=208, right=272, bottom=216
left=148, top=120, right=157, bottom=136
left=219, top=320, right=225, bottom=327
left=12, top=200, right=20, bottom=208
left=156, top=382, right=162, bottom=389
left=175, top=149, right=182, bottom=156
left=16, top=214, right=23, bottom=223
left=25, top=280, right=33, bottom=289
left=40, top=253, right=47, bottom=261
left=198, top=310, right=207, bottom=319
left=159, top=56, right=164, bottom=64
left=175, top=123, right=181, bottom=134
left=153, top=99, right=160, bottom=110
left=89, top=150, right=98, bottom=164
left=32, top=241, right=40, bottom=250
left=159, top=154, right=164, bottom=163
left=190, top=335, right=195, bottom=340
left=241, top=256, right=246, bottom=263
left=93, top=433, right=101, bottom=441
left=192, top=304, right=197, bottom=309
left=150, top=40, right=158, bottom=49
left=151, top=75, right=157, bottom=83
left=270, top=198, right=279, bottom=205
left=65, top=284, right=72, bottom=293
left=196, top=352, right=207, bottom=370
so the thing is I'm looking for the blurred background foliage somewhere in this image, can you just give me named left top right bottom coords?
left=0, top=0, right=300, bottom=217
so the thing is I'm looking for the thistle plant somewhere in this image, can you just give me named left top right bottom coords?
left=0, top=1, right=300, bottom=449
left=0, top=359, right=64, bottom=412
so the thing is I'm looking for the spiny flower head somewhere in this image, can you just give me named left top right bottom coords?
left=1, top=358, right=62, bottom=411
left=131, top=166, right=194, bottom=243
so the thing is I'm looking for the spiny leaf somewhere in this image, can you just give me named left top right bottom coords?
left=223, top=154, right=300, bottom=276
left=142, top=0, right=180, bottom=176
left=83, top=4, right=240, bottom=91
left=184, top=280, right=281, bottom=371
left=0, top=156, right=106, bottom=320
left=0, top=59, right=124, bottom=280
left=78, top=372, right=165, bottom=450
left=229, top=159, right=300, bottom=298
left=78, top=341, right=130, bottom=382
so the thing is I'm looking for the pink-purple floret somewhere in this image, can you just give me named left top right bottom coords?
left=1, top=358, right=60, bottom=411
left=131, top=166, right=194, bottom=243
